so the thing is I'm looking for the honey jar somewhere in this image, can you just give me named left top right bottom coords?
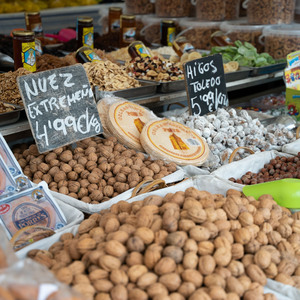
left=109, top=7, right=122, bottom=33
left=77, top=17, right=94, bottom=49
left=172, top=36, right=195, bottom=57
left=12, top=30, right=36, bottom=72
left=120, top=15, right=136, bottom=47
left=75, top=46, right=101, bottom=63
left=128, top=41, right=152, bottom=59
left=161, top=20, right=176, bottom=46
left=25, top=11, right=43, bottom=37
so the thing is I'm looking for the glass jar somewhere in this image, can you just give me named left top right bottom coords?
left=161, top=20, right=176, bottom=46
left=211, top=31, right=233, bottom=46
left=77, top=17, right=94, bottom=49
left=108, top=7, right=122, bottom=33
left=75, top=46, right=101, bottom=63
left=12, top=30, right=36, bottom=72
left=172, top=36, right=195, bottom=57
left=155, top=0, right=190, bottom=17
left=246, top=0, right=296, bottom=24
left=120, top=15, right=136, bottom=47
left=25, top=11, right=43, bottom=37
left=125, top=0, right=154, bottom=14
left=128, top=41, right=152, bottom=59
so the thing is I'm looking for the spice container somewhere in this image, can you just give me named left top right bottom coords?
left=108, top=7, right=122, bottom=33
left=76, top=16, right=94, bottom=49
left=177, top=19, right=221, bottom=50
left=128, top=41, right=152, bottom=59
left=120, top=15, right=136, bottom=47
left=220, top=20, right=265, bottom=53
left=75, top=46, right=101, bottom=63
left=155, top=0, right=190, bottom=17
left=161, top=20, right=176, bottom=46
left=125, top=0, right=154, bottom=14
left=12, top=30, right=36, bottom=72
left=263, top=25, right=300, bottom=59
left=24, top=11, right=43, bottom=37
left=246, top=0, right=296, bottom=24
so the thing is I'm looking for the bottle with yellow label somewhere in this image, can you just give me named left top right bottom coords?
left=128, top=41, right=152, bottom=59
left=75, top=46, right=101, bottom=63
left=161, top=20, right=176, bottom=46
left=77, top=17, right=94, bottom=49
left=12, top=30, right=36, bottom=72
left=120, top=15, right=136, bottom=47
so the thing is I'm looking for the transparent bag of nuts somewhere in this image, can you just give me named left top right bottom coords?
left=245, top=0, right=296, bottom=24
left=154, top=0, right=191, bottom=17
left=125, top=0, right=155, bottom=15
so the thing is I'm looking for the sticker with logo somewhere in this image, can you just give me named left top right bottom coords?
left=0, top=204, right=10, bottom=215
left=167, top=27, right=176, bottom=46
left=83, top=27, right=94, bottom=48
left=83, top=49, right=101, bottom=62
left=21, top=41, right=36, bottom=72
left=123, top=27, right=136, bottom=43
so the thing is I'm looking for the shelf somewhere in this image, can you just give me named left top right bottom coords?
left=0, top=71, right=284, bottom=138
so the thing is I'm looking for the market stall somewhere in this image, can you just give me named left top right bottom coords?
left=1, top=1, right=300, bottom=299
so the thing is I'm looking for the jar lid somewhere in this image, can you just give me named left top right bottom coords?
left=109, top=7, right=122, bottom=12
left=12, top=30, right=34, bottom=37
left=162, top=20, right=175, bottom=25
left=77, top=17, right=93, bottom=23
left=25, top=11, right=40, bottom=16
left=121, top=14, right=135, bottom=20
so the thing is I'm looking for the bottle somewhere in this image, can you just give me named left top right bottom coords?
left=128, top=41, right=152, bottom=59
left=75, top=46, right=101, bottom=63
left=108, top=7, right=122, bottom=33
left=161, top=20, right=176, bottom=46
left=12, top=30, right=36, bottom=72
left=172, top=36, right=195, bottom=57
left=120, top=15, right=136, bottom=47
left=25, top=11, right=43, bottom=37
left=77, top=17, right=94, bottom=49
left=211, top=31, right=233, bottom=46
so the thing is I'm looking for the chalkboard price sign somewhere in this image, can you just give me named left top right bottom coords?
left=183, top=54, right=228, bottom=116
left=17, top=64, right=102, bottom=153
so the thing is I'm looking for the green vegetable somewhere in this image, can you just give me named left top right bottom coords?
left=210, top=40, right=286, bottom=67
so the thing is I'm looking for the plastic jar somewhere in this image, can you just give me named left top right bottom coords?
left=220, top=20, right=265, bottom=53
left=177, top=19, right=221, bottom=50
left=155, top=0, right=190, bottom=18
left=125, top=0, right=154, bottom=15
left=77, top=17, right=94, bottom=49
left=25, top=11, right=43, bottom=37
left=120, top=15, right=136, bottom=47
left=245, top=0, right=296, bottom=24
left=12, top=30, right=36, bottom=72
left=262, top=25, right=300, bottom=59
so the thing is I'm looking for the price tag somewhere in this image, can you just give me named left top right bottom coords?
left=17, top=64, right=102, bottom=153
left=183, top=54, right=228, bottom=116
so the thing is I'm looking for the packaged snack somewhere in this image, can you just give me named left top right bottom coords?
left=0, top=133, right=22, bottom=178
left=0, top=155, right=17, bottom=198
left=0, top=182, right=66, bottom=239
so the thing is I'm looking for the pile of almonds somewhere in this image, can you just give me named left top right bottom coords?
left=13, top=137, right=177, bottom=204
left=229, top=153, right=300, bottom=185
left=28, top=187, right=300, bottom=300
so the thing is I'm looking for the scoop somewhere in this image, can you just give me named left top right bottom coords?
left=243, top=178, right=300, bottom=209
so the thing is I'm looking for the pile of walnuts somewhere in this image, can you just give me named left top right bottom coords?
left=13, top=137, right=177, bottom=204
left=29, top=187, right=300, bottom=300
